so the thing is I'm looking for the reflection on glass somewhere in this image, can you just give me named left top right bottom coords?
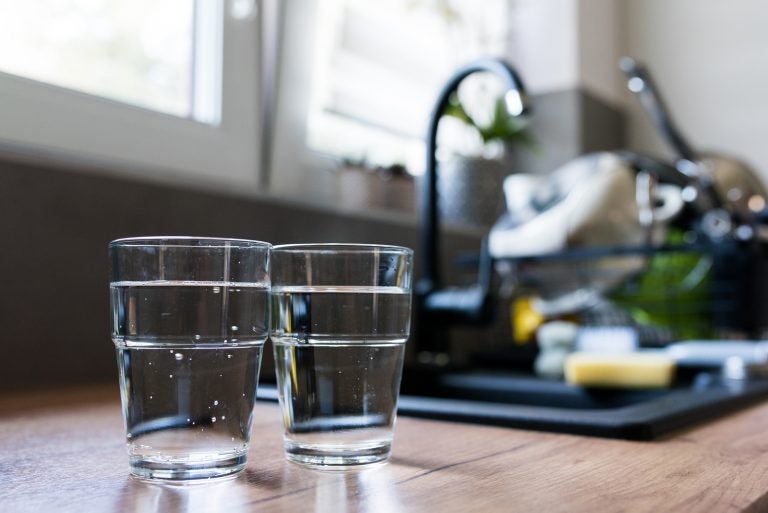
left=118, top=476, right=250, bottom=513
left=312, top=467, right=404, bottom=513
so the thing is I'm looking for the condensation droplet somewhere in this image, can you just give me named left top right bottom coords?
left=174, top=353, right=183, bottom=361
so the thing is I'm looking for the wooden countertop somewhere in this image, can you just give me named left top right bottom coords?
left=2, top=385, right=768, bottom=513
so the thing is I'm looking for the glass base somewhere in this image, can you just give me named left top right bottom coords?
left=129, top=453, right=247, bottom=482
left=284, top=441, right=392, bottom=469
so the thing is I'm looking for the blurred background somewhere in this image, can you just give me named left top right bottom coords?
left=1, top=0, right=766, bottom=392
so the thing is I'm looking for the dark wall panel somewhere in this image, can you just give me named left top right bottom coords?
left=0, top=159, right=479, bottom=391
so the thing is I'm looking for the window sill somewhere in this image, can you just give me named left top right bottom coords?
left=0, top=143, right=488, bottom=240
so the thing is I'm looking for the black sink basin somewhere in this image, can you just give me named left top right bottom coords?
left=258, top=371, right=768, bottom=440
left=404, top=372, right=671, bottom=409
left=394, top=370, right=768, bottom=440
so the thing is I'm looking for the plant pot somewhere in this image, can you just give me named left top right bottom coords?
left=438, top=156, right=506, bottom=227
left=336, top=166, right=416, bottom=214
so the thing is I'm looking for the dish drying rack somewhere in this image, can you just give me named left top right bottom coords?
left=494, top=237, right=768, bottom=346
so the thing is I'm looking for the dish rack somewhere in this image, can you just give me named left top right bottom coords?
left=498, top=237, right=768, bottom=346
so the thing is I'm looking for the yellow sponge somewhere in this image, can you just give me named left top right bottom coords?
left=565, top=352, right=676, bottom=389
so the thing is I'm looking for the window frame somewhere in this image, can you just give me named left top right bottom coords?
left=269, top=0, right=337, bottom=203
left=0, top=0, right=262, bottom=189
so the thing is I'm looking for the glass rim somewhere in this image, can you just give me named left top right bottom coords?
left=271, top=243, right=413, bottom=255
left=109, top=236, right=271, bottom=249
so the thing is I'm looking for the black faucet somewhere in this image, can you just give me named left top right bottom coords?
left=415, top=58, right=530, bottom=366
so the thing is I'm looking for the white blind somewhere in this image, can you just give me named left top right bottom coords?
left=305, top=0, right=510, bottom=174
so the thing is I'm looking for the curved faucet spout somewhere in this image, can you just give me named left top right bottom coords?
left=419, top=58, right=530, bottom=295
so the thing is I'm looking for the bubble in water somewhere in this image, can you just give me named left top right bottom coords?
left=212, top=286, right=221, bottom=294
left=211, top=416, right=217, bottom=423
left=227, top=354, right=233, bottom=359
left=231, top=326, right=239, bottom=331
left=174, top=353, right=183, bottom=361
left=187, top=418, right=191, bottom=423
left=169, top=374, right=173, bottom=378
left=149, top=395, right=153, bottom=400
left=231, top=437, right=235, bottom=442
left=170, top=350, right=174, bottom=354
left=221, top=415, right=226, bottom=420
left=194, top=334, right=201, bottom=341
left=214, top=400, right=219, bottom=406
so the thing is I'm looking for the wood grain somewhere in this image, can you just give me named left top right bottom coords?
left=2, top=386, right=768, bottom=512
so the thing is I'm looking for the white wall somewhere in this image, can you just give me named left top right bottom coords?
left=507, top=0, right=626, bottom=107
left=625, top=0, right=768, bottom=182
left=577, top=0, right=626, bottom=107
left=507, top=0, right=579, bottom=95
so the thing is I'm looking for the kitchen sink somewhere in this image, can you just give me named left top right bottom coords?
left=258, top=370, right=768, bottom=440
left=402, top=372, right=671, bottom=410
left=397, top=370, right=768, bottom=439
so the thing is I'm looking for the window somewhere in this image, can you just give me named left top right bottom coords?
left=270, top=0, right=511, bottom=204
left=0, top=1, right=206, bottom=121
left=305, top=0, right=511, bottom=174
left=0, top=0, right=262, bottom=187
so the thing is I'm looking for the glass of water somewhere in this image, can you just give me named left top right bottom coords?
left=270, top=244, right=413, bottom=468
left=109, top=237, right=270, bottom=481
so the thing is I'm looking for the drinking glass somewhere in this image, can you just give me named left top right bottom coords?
left=270, top=244, right=413, bottom=468
left=109, top=237, right=270, bottom=481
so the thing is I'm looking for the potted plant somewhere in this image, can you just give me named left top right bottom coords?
left=445, top=93, right=536, bottom=156
left=437, top=91, right=537, bottom=227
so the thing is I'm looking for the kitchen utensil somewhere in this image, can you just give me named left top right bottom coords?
left=489, top=152, right=684, bottom=311
left=665, top=340, right=768, bottom=367
left=620, top=57, right=768, bottom=229
left=491, top=153, right=683, bottom=257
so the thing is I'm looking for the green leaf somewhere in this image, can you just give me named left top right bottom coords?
left=442, top=94, right=537, bottom=150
